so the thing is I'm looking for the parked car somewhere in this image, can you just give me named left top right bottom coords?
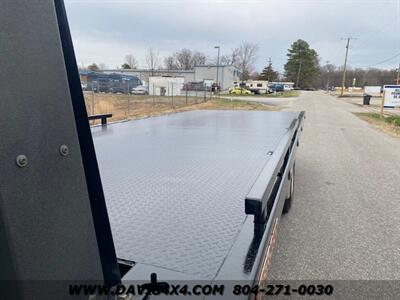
left=110, top=87, right=128, bottom=94
left=228, top=87, right=252, bottom=95
left=283, top=84, right=294, bottom=91
left=268, top=83, right=284, bottom=93
left=131, top=86, right=148, bottom=95
left=183, top=82, right=210, bottom=91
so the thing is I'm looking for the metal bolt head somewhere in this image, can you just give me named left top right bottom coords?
left=59, top=145, right=69, bottom=156
left=16, top=154, right=28, bottom=168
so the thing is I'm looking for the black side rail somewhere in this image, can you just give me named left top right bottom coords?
left=88, top=113, right=113, bottom=126
left=245, top=111, right=305, bottom=229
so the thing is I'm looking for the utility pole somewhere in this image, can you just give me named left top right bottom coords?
left=295, top=47, right=304, bottom=88
left=397, top=62, right=400, bottom=84
left=267, top=57, right=272, bottom=82
left=326, top=60, right=330, bottom=91
left=296, top=59, right=302, bottom=88
left=340, top=37, right=356, bottom=96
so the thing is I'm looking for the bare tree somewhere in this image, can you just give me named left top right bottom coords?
left=219, top=48, right=240, bottom=66
left=235, top=42, right=258, bottom=81
left=146, top=48, right=159, bottom=75
left=191, top=51, right=207, bottom=66
left=314, top=65, right=398, bottom=88
left=164, top=55, right=177, bottom=70
left=219, top=55, right=232, bottom=65
left=168, top=49, right=208, bottom=70
left=174, top=49, right=192, bottom=70
left=249, top=71, right=260, bottom=80
left=124, top=54, right=138, bottom=69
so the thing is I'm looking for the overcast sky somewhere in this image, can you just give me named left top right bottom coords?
left=65, top=0, right=400, bottom=73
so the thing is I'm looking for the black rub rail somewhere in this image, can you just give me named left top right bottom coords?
left=245, top=111, right=305, bottom=231
left=88, top=113, right=113, bottom=126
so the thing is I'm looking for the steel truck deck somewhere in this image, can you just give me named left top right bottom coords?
left=92, top=109, right=302, bottom=282
left=1, top=2, right=305, bottom=298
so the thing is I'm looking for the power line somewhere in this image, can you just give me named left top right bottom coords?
left=353, top=51, right=400, bottom=69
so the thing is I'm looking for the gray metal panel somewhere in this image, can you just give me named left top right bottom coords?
left=0, top=0, right=103, bottom=289
left=92, top=110, right=299, bottom=279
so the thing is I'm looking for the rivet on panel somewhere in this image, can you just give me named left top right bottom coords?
left=16, top=155, right=28, bottom=168
left=59, top=145, right=69, bottom=157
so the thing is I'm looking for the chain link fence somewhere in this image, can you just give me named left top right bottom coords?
left=84, top=88, right=213, bottom=125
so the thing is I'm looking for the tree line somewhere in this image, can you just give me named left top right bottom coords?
left=86, top=39, right=398, bottom=88
left=86, top=42, right=259, bottom=81
left=283, top=39, right=398, bottom=88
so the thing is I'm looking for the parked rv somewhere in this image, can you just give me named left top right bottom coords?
left=246, top=80, right=269, bottom=94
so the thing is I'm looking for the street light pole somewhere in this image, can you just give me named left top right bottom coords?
left=214, top=46, right=220, bottom=95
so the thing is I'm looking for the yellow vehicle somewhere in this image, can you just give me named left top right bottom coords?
left=228, top=87, right=252, bottom=95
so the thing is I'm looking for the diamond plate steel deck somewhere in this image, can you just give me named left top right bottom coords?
left=92, top=110, right=299, bottom=279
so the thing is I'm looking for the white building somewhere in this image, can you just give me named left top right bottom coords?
left=148, top=77, right=184, bottom=96
left=192, top=65, right=240, bottom=90
left=103, top=65, right=240, bottom=91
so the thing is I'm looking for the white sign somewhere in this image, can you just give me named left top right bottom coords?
left=383, top=85, right=400, bottom=108
left=364, top=86, right=381, bottom=96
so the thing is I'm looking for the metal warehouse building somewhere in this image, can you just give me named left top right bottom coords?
left=102, top=65, right=240, bottom=90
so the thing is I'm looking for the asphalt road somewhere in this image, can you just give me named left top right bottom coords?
left=267, top=91, right=400, bottom=296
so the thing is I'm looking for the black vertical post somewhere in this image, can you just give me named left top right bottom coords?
left=186, top=86, right=188, bottom=105
left=54, top=0, right=121, bottom=286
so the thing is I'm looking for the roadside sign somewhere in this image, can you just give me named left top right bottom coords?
left=383, top=85, right=400, bottom=108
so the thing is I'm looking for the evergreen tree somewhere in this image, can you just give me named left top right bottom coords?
left=284, top=39, right=319, bottom=88
left=258, top=61, right=279, bottom=82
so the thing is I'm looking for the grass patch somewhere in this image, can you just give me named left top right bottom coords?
left=337, top=94, right=363, bottom=98
left=111, top=98, right=278, bottom=124
left=197, top=98, right=280, bottom=111
left=84, top=91, right=279, bottom=125
left=386, top=115, right=400, bottom=127
left=354, top=112, right=400, bottom=137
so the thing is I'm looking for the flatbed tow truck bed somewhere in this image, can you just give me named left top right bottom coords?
left=92, top=109, right=305, bottom=290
